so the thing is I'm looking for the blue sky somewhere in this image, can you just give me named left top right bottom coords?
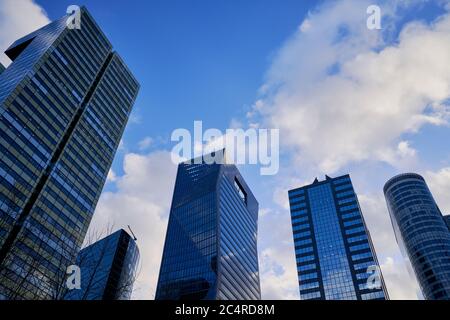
left=36, top=0, right=314, bottom=161
left=1, top=0, right=450, bottom=299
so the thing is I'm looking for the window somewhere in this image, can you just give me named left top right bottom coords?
left=234, top=178, right=247, bottom=204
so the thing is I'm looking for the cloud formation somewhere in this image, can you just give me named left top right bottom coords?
left=258, top=207, right=299, bottom=299
left=250, top=0, right=450, bottom=300
left=0, top=0, right=50, bottom=66
left=250, top=0, right=450, bottom=174
left=138, top=136, right=154, bottom=151
left=358, top=193, right=420, bottom=299
left=426, top=167, right=450, bottom=214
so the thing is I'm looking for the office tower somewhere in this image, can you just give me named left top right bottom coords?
left=156, top=151, right=261, bottom=300
left=289, top=175, right=388, bottom=300
left=0, top=7, right=139, bottom=300
left=64, top=229, right=139, bottom=300
left=384, top=173, right=450, bottom=300
left=0, top=63, right=5, bottom=75
left=444, top=215, right=450, bottom=233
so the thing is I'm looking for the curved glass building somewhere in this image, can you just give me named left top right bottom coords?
left=384, top=173, right=450, bottom=300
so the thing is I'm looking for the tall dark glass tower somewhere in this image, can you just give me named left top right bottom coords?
left=444, top=215, right=450, bottom=233
left=289, top=175, right=388, bottom=300
left=155, top=152, right=261, bottom=300
left=0, top=7, right=139, bottom=299
left=384, top=173, right=450, bottom=300
left=64, top=229, right=139, bottom=300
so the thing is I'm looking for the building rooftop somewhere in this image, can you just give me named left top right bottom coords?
left=288, top=174, right=351, bottom=194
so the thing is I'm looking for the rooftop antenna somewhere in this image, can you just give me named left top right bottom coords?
left=127, top=225, right=138, bottom=241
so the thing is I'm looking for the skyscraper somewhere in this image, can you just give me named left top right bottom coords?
left=384, top=173, right=450, bottom=300
left=155, top=151, right=261, bottom=300
left=444, top=215, right=450, bottom=233
left=64, top=229, right=139, bottom=300
left=0, top=7, right=139, bottom=299
left=288, top=175, right=388, bottom=300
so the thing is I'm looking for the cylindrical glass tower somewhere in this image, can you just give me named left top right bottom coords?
left=384, top=173, right=450, bottom=300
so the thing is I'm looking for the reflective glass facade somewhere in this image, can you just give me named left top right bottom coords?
left=0, top=7, right=139, bottom=299
left=0, top=63, right=5, bottom=75
left=156, top=152, right=261, bottom=300
left=289, top=175, right=388, bottom=300
left=444, top=215, right=450, bottom=233
left=384, top=173, right=450, bottom=300
left=64, top=229, right=139, bottom=300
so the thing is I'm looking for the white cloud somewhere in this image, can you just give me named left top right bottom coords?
left=0, top=0, right=50, bottom=66
left=357, top=193, right=420, bottom=299
left=129, top=112, right=142, bottom=125
left=375, top=141, right=419, bottom=172
left=272, top=176, right=318, bottom=210
left=88, top=151, right=177, bottom=299
left=396, top=141, right=417, bottom=159
left=229, top=118, right=244, bottom=129
left=379, top=257, right=421, bottom=300
left=273, top=187, right=290, bottom=210
left=425, top=167, right=450, bottom=214
left=106, top=169, right=117, bottom=183
left=258, top=208, right=299, bottom=300
left=249, top=1, right=450, bottom=298
left=250, top=0, right=450, bottom=174
left=138, top=136, right=154, bottom=151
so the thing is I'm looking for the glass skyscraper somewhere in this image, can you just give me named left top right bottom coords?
left=64, top=229, right=139, bottom=300
left=384, top=173, right=450, bottom=300
left=444, top=215, right=450, bottom=233
left=155, top=151, right=261, bottom=300
left=0, top=7, right=139, bottom=299
left=289, top=175, right=388, bottom=300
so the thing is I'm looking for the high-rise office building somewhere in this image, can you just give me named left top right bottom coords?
left=444, top=215, right=450, bottom=233
left=288, top=175, right=388, bottom=300
left=0, top=7, right=139, bottom=299
left=384, top=173, right=450, bottom=300
left=64, top=229, right=139, bottom=300
left=155, top=151, right=261, bottom=300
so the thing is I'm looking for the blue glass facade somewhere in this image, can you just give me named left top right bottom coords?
left=444, top=215, right=450, bottom=233
left=384, top=173, right=450, bottom=300
left=64, top=229, right=139, bottom=300
left=0, top=7, right=139, bottom=299
left=0, top=63, right=5, bottom=75
left=155, top=152, right=261, bottom=300
left=289, top=175, right=388, bottom=300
